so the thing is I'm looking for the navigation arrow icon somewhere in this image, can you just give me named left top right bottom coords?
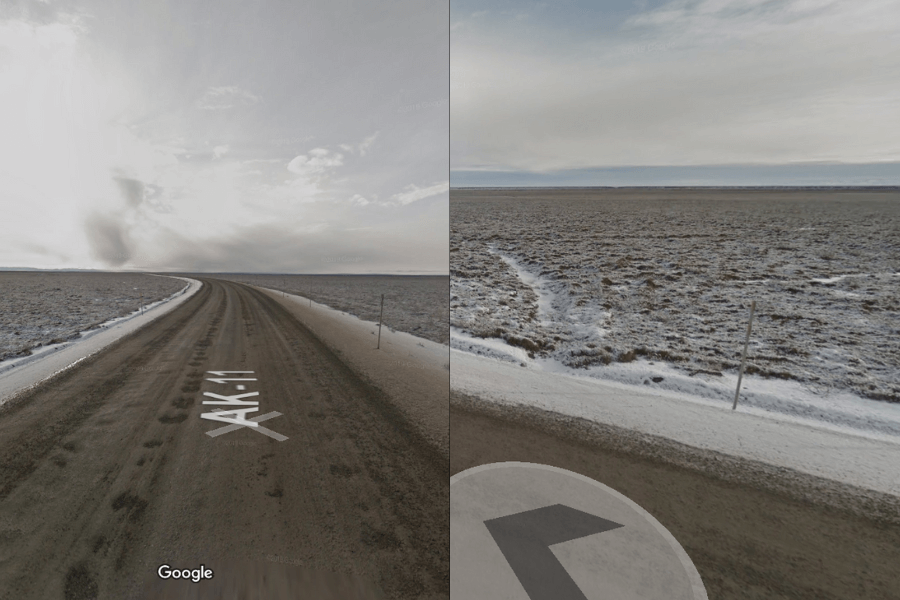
left=484, top=504, right=623, bottom=600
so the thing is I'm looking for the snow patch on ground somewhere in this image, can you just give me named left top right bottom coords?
left=452, top=348, right=900, bottom=496
left=451, top=326, right=531, bottom=364
left=810, top=275, right=851, bottom=284
left=533, top=355, right=900, bottom=440
left=494, top=250, right=555, bottom=326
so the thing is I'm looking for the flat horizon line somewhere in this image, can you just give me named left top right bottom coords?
left=0, top=268, right=449, bottom=276
left=450, top=185, right=900, bottom=190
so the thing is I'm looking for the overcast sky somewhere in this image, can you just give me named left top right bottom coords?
left=1, top=0, right=448, bottom=273
left=451, top=0, right=900, bottom=186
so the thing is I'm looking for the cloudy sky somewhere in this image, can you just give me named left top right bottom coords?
left=451, top=0, right=900, bottom=186
left=1, top=0, right=448, bottom=272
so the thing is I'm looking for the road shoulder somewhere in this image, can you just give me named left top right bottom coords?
left=451, top=347, right=900, bottom=497
left=451, top=389, right=900, bottom=599
left=256, top=286, right=450, bottom=461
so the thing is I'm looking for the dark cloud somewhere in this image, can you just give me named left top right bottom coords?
left=113, top=177, right=145, bottom=209
left=16, top=242, right=70, bottom=264
left=21, top=242, right=50, bottom=256
left=3, top=0, right=447, bottom=272
left=84, top=213, right=133, bottom=267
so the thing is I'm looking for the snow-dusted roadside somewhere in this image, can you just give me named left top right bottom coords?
left=0, top=276, right=200, bottom=405
left=452, top=326, right=900, bottom=439
left=451, top=348, right=900, bottom=497
left=451, top=189, right=900, bottom=405
left=215, top=273, right=449, bottom=345
left=255, top=286, right=450, bottom=460
left=450, top=188, right=900, bottom=495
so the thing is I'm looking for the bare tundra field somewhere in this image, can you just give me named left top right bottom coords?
left=0, top=272, right=184, bottom=363
left=451, top=188, right=900, bottom=404
left=210, top=274, right=450, bottom=346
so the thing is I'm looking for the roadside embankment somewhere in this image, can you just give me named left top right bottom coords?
left=257, top=286, right=450, bottom=460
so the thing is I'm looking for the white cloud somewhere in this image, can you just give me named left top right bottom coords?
left=337, top=132, right=379, bottom=156
left=452, top=0, right=900, bottom=171
left=0, top=15, right=181, bottom=259
left=195, top=86, right=261, bottom=110
left=3, top=1, right=448, bottom=273
left=287, top=147, right=344, bottom=176
left=358, top=132, right=378, bottom=156
left=389, top=181, right=449, bottom=206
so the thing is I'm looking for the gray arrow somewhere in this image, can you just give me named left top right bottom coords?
left=484, top=504, right=623, bottom=600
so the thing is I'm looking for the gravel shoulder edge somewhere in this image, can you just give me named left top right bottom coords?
left=255, top=286, right=450, bottom=462
left=450, top=389, right=900, bottom=527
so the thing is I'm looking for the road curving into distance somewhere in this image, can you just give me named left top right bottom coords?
left=0, top=278, right=449, bottom=599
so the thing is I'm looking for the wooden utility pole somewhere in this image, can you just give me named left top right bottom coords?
left=376, top=294, right=384, bottom=349
left=732, top=300, right=756, bottom=410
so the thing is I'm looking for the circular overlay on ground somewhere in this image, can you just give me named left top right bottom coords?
left=450, top=462, right=708, bottom=600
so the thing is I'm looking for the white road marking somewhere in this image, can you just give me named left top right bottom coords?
left=205, top=410, right=288, bottom=441
left=201, top=391, right=260, bottom=405
left=206, top=377, right=258, bottom=384
left=201, top=371, right=288, bottom=441
left=200, top=391, right=260, bottom=426
left=207, top=371, right=255, bottom=375
left=200, top=407, right=260, bottom=426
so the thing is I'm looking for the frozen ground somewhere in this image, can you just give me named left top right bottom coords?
left=0, top=276, right=199, bottom=403
left=451, top=348, right=900, bottom=497
left=208, top=274, right=449, bottom=345
left=0, top=272, right=185, bottom=364
left=451, top=188, right=900, bottom=421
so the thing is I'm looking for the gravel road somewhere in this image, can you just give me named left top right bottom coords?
left=0, top=278, right=449, bottom=599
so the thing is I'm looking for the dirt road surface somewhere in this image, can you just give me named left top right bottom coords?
left=0, top=279, right=449, bottom=599
left=451, top=391, right=900, bottom=600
